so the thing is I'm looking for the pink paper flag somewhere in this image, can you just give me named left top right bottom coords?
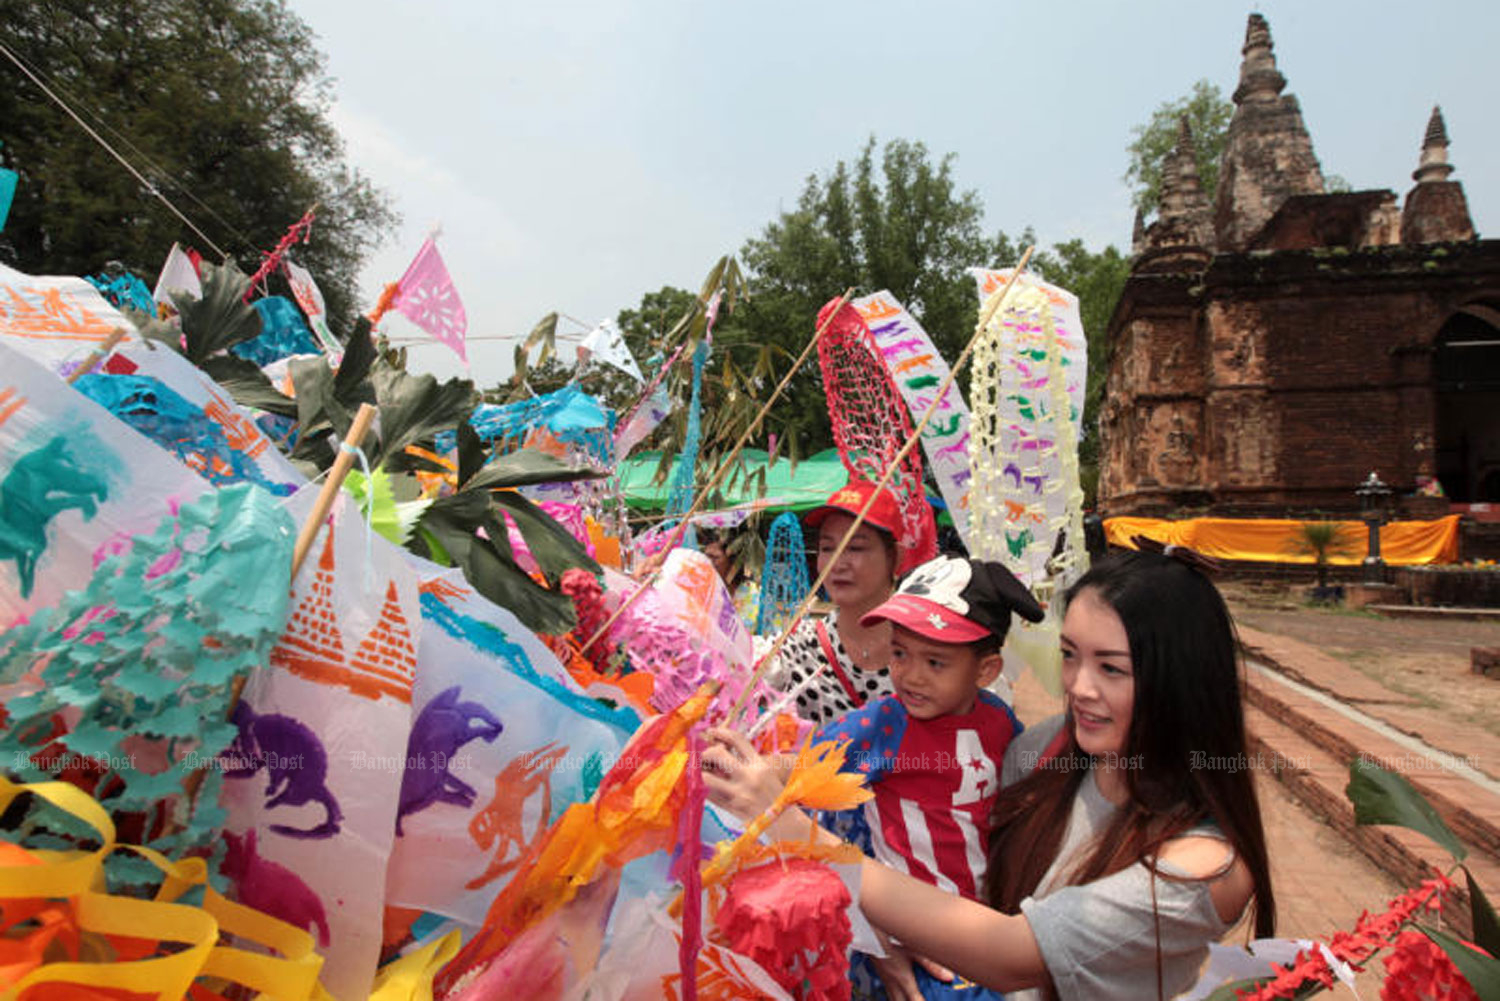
left=393, top=237, right=468, bottom=362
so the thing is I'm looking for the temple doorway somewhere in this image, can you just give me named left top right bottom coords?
left=1434, top=303, right=1500, bottom=501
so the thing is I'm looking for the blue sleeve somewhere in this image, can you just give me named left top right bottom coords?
left=978, top=688, right=1025, bottom=740
left=815, top=696, right=906, bottom=784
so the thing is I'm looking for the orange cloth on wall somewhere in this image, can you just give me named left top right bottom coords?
left=1103, top=515, right=1461, bottom=566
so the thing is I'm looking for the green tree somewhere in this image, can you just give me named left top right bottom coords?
left=731, top=137, right=999, bottom=456
left=1124, top=79, right=1233, bottom=217
left=0, top=0, right=395, bottom=330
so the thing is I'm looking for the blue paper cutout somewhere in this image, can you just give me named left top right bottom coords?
left=665, top=339, right=709, bottom=521
left=0, top=436, right=110, bottom=597
left=224, top=702, right=344, bottom=839
left=74, top=373, right=296, bottom=495
left=756, top=511, right=810, bottom=636
left=396, top=685, right=503, bottom=834
left=436, top=385, right=617, bottom=467
left=84, top=272, right=155, bottom=314
left=233, top=296, right=320, bottom=366
left=0, top=484, right=295, bottom=854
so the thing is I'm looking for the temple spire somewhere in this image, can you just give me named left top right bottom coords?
left=1412, top=105, right=1454, bottom=184
left=1139, top=116, right=1213, bottom=264
left=1401, top=105, right=1473, bottom=243
left=1233, top=13, right=1287, bottom=104
left=1214, top=13, right=1325, bottom=251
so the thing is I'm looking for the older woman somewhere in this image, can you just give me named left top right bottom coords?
left=765, top=479, right=907, bottom=727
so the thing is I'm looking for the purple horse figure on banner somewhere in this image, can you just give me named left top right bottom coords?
left=396, top=685, right=503, bottom=835
left=225, top=702, right=343, bottom=840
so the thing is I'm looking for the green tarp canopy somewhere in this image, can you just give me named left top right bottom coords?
left=617, top=448, right=851, bottom=513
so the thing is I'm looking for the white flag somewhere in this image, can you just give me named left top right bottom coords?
left=577, top=318, right=644, bottom=382
left=283, top=258, right=344, bottom=359
left=152, top=242, right=202, bottom=306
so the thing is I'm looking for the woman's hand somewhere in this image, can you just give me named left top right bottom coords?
left=869, top=929, right=955, bottom=1001
left=700, top=726, right=786, bottom=823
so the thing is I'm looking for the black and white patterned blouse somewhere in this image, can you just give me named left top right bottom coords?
left=764, top=612, right=894, bottom=728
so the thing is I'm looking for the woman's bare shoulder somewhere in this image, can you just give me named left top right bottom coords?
left=1159, top=834, right=1253, bottom=924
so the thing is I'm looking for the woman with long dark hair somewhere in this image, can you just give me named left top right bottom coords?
left=704, top=549, right=1275, bottom=1000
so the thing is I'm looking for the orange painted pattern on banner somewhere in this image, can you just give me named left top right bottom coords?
left=0, top=286, right=117, bottom=342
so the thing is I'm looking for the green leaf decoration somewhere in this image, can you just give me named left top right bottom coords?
left=1467, top=865, right=1500, bottom=962
left=462, top=449, right=607, bottom=493
left=456, top=420, right=486, bottom=489
left=1346, top=759, right=1467, bottom=862
left=416, top=497, right=576, bottom=634
left=1420, top=925, right=1500, bottom=997
left=367, top=365, right=477, bottom=469
left=491, top=489, right=601, bottom=581
left=333, top=318, right=379, bottom=408
left=172, top=261, right=264, bottom=365
left=199, top=354, right=298, bottom=417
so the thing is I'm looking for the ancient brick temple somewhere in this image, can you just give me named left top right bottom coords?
left=1098, top=13, right=1500, bottom=517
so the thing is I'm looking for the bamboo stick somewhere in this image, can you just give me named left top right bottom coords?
left=291, top=403, right=379, bottom=578
left=64, top=327, right=128, bottom=385
left=574, top=288, right=855, bottom=658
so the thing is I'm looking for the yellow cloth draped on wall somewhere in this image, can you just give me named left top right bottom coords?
left=1104, top=515, right=1462, bottom=566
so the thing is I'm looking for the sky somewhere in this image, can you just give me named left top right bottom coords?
left=286, top=0, right=1500, bottom=388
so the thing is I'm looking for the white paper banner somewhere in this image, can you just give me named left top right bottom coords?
left=854, top=291, right=974, bottom=545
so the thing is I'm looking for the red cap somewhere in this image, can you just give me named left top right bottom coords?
left=803, top=480, right=904, bottom=539
left=861, top=593, right=991, bottom=642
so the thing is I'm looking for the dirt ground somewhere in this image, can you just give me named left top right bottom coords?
left=1219, top=580, right=1500, bottom=737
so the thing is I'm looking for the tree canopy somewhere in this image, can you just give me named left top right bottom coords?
left=0, top=0, right=395, bottom=329
left=729, top=137, right=1002, bottom=456
left=1123, top=79, right=1234, bottom=218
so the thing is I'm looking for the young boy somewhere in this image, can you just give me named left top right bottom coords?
left=817, top=554, right=1044, bottom=1000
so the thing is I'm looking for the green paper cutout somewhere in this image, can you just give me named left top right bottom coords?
left=345, top=467, right=431, bottom=545
left=0, top=483, right=294, bottom=856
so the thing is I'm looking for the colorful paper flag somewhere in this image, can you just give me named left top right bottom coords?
left=578, top=318, right=644, bottom=382
left=152, top=242, right=202, bottom=306
left=392, top=237, right=468, bottom=363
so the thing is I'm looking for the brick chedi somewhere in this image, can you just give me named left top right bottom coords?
left=1099, top=13, right=1500, bottom=517
left=1213, top=14, right=1326, bottom=253
left=1401, top=106, right=1476, bottom=245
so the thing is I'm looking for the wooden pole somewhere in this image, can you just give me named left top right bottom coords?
left=724, top=250, right=1036, bottom=728
left=64, top=327, right=128, bottom=385
left=291, top=403, right=379, bottom=578
left=574, top=288, right=856, bottom=659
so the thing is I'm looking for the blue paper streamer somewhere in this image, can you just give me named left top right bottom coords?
left=84, top=272, right=155, bottom=314
left=755, top=510, right=810, bottom=636
left=435, top=385, right=617, bottom=467
left=664, top=339, right=709, bottom=521
left=73, top=373, right=296, bottom=496
left=233, top=296, right=320, bottom=365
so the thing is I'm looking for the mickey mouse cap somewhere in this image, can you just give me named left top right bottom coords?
left=861, top=555, right=1045, bottom=643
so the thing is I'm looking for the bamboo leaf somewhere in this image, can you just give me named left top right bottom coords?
left=1346, top=759, right=1467, bottom=862
left=367, top=365, right=476, bottom=468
